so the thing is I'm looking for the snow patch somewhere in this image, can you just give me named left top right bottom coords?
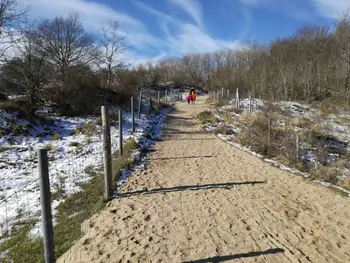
left=0, top=105, right=173, bottom=237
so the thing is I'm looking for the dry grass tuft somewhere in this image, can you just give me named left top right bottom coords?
left=293, top=117, right=311, bottom=128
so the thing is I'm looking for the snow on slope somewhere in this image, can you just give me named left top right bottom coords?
left=204, top=99, right=350, bottom=196
left=0, top=105, right=171, bottom=237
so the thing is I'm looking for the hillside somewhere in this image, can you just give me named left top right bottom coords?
left=200, top=96, right=350, bottom=196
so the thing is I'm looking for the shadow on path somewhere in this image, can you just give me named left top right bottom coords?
left=116, top=181, right=267, bottom=198
left=150, top=155, right=215, bottom=161
left=165, top=138, right=216, bottom=141
left=182, top=248, right=285, bottom=263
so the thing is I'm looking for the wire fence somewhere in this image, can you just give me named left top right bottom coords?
left=0, top=88, right=183, bottom=263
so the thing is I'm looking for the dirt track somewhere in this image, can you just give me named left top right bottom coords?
left=58, top=96, right=350, bottom=263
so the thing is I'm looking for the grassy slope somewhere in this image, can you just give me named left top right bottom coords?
left=0, top=139, right=139, bottom=263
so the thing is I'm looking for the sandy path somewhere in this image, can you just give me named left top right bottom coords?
left=58, top=96, right=350, bottom=263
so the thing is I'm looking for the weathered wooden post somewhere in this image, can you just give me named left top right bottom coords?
left=38, top=149, right=55, bottom=263
left=101, top=106, right=112, bottom=200
left=138, top=91, right=142, bottom=119
left=268, top=117, right=271, bottom=148
left=131, top=97, right=135, bottom=133
left=296, top=133, right=300, bottom=161
left=149, top=91, right=152, bottom=113
left=236, top=88, right=240, bottom=110
left=249, top=96, right=253, bottom=114
left=119, top=109, right=123, bottom=157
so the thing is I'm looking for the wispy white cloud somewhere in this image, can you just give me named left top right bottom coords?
left=237, top=0, right=316, bottom=21
left=164, top=23, right=244, bottom=54
left=134, top=0, right=179, bottom=25
left=131, top=51, right=169, bottom=67
left=238, top=7, right=252, bottom=40
left=17, top=0, right=163, bottom=52
left=169, top=0, right=203, bottom=28
left=16, top=0, right=247, bottom=65
left=18, top=0, right=141, bottom=29
left=312, top=0, right=350, bottom=18
left=135, top=1, right=245, bottom=55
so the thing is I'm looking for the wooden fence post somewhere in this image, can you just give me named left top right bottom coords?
left=119, top=109, right=123, bottom=157
left=249, top=96, right=253, bottom=114
left=227, top=89, right=230, bottom=101
left=131, top=97, right=135, bottom=133
left=236, top=88, right=240, bottom=110
left=138, top=91, right=142, bottom=119
left=38, top=149, right=55, bottom=263
left=101, top=105, right=112, bottom=200
left=268, top=117, right=271, bottom=148
left=149, top=91, right=152, bottom=113
left=296, top=133, right=300, bottom=161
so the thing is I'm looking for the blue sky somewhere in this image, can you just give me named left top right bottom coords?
left=16, top=0, right=349, bottom=64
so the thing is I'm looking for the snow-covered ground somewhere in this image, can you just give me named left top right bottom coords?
left=204, top=98, right=350, bottom=196
left=0, top=102, right=173, bottom=237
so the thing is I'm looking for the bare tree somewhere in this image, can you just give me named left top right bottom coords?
left=97, top=21, right=129, bottom=89
left=31, top=13, right=95, bottom=83
left=0, top=0, right=27, bottom=60
left=0, top=28, right=53, bottom=112
left=334, top=11, right=350, bottom=104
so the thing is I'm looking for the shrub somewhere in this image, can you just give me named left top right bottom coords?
left=76, top=123, right=96, bottom=137
left=236, top=113, right=295, bottom=158
left=52, top=134, right=62, bottom=140
left=313, top=167, right=339, bottom=185
left=293, top=117, right=311, bottom=128
left=69, top=141, right=80, bottom=147
left=197, top=111, right=220, bottom=125
left=46, top=66, right=136, bottom=117
left=9, top=123, right=31, bottom=136
left=0, top=92, right=7, bottom=101
left=158, top=101, right=170, bottom=109
left=44, top=142, right=53, bottom=151
left=0, top=99, right=31, bottom=118
left=205, top=98, right=216, bottom=104
left=215, top=124, right=236, bottom=135
left=214, top=100, right=225, bottom=108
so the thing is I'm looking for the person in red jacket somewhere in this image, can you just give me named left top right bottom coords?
left=190, top=89, right=196, bottom=104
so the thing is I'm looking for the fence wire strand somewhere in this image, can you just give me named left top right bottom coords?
left=0, top=88, right=184, bottom=262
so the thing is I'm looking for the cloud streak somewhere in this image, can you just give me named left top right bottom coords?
left=135, top=1, right=245, bottom=56
left=237, top=0, right=316, bottom=22
left=17, top=0, right=247, bottom=64
left=17, top=0, right=162, bottom=52
left=163, top=23, right=244, bottom=54
left=18, top=0, right=141, bottom=29
left=169, top=0, right=203, bottom=28
left=312, top=0, right=350, bottom=18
